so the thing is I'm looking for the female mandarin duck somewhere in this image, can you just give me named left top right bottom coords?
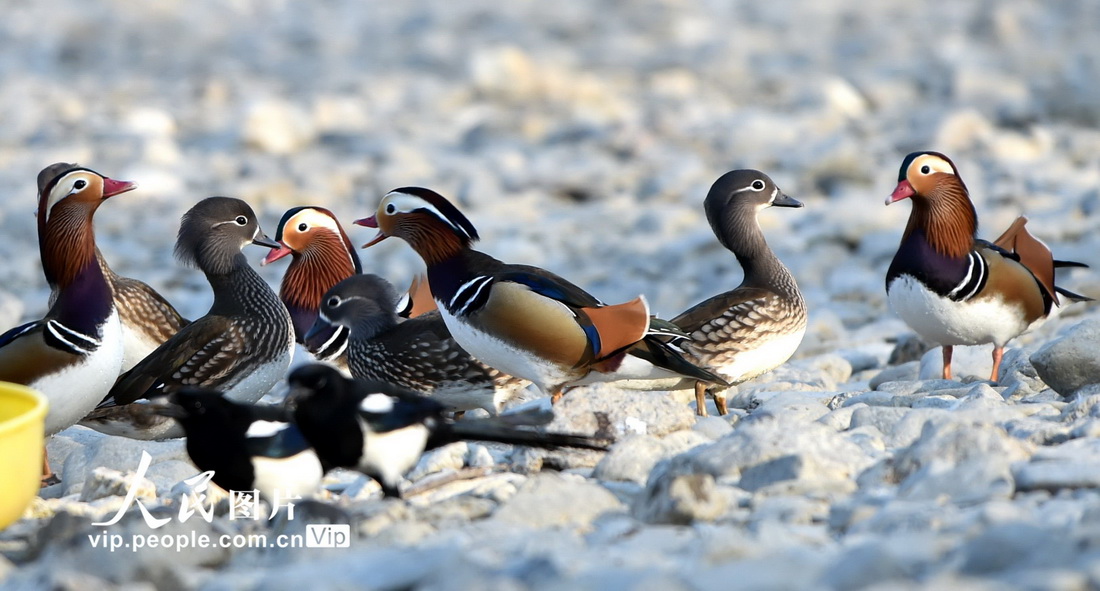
left=308, top=274, right=529, bottom=414
left=356, top=187, right=726, bottom=403
left=89, top=197, right=295, bottom=439
left=665, top=169, right=808, bottom=416
left=263, top=206, right=437, bottom=370
left=0, top=165, right=133, bottom=482
left=886, top=151, right=1091, bottom=382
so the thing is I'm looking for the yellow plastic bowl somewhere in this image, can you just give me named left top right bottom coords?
left=0, top=382, right=47, bottom=530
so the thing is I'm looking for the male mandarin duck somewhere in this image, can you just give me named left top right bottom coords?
left=35, top=164, right=188, bottom=376
left=0, top=165, right=132, bottom=482
left=262, top=206, right=437, bottom=370
left=665, top=169, right=808, bottom=416
left=885, top=151, right=1091, bottom=381
left=288, top=364, right=607, bottom=498
left=308, top=274, right=530, bottom=414
left=85, top=197, right=295, bottom=439
left=152, top=389, right=323, bottom=501
left=356, top=187, right=727, bottom=403
left=262, top=206, right=362, bottom=368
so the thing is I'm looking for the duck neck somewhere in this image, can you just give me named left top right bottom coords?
left=206, top=254, right=279, bottom=316
left=718, top=207, right=794, bottom=293
left=40, top=206, right=99, bottom=289
left=901, top=186, right=977, bottom=260
left=41, top=207, right=115, bottom=333
left=281, top=241, right=359, bottom=337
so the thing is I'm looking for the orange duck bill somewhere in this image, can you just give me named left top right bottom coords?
left=354, top=215, right=388, bottom=248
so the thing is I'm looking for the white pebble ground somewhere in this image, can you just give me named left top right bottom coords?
left=1, top=1, right=1100, bottom=589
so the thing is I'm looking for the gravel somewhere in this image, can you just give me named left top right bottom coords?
left=2, top=0, right=1100, bottom=589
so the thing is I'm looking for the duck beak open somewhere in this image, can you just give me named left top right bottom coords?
left=355, top=215, right=388, bottom=248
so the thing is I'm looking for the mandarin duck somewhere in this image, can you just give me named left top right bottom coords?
left=356, top=187, right=727, bottom=403
left=885, top=151, right=1091, bottom=381
left=261, top=206, right=362, bottom=369
left=262, top=206, right=437, bottom=370
left=36, top=164, right=188, bottom=377
left=287, top=364, right=607, bottom=498
left=308, top=274, right=530, bottom=414
left=665, top=169, right=807, bottom=416
left=86, top=197, right=295, bottom=439
left=153, top=389, right=322, bottom=501
left=0, top=166, right=133, bottom=482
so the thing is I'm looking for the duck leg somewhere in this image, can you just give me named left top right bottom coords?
left=694, top=381, right=709, bottom=417
left=942, top=345, right=954, bottom=380
left=41, top=447, right=60, bottom=487
left=714, top=389, right=729, bottom=416
left=550, top=389, right=564, bottom=404
left=990, top=346, right=1004, bottom=383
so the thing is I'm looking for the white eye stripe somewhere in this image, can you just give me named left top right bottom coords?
left=385, top=192, right=473, bottom=239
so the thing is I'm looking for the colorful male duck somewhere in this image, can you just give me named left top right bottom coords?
left=357, top=187, right=726, bottom=403
left=885, top=151, right=1091, bottom=381
left=34, top=164, right=188, bottom=376
left=0, top=166, right=133, bottom=482
left=90, top=197, right=295, bottom=438
left=262, top=206, right=362, bottom=368
left=309, top=274, right=530, bottom=414
left=666, top=169, right=807, bottom=415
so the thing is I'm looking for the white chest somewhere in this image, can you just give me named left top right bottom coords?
left=887, top=275, right=1033, bottom=347
left=39, top=312, right=124, bottom=435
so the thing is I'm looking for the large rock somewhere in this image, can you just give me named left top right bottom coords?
left=1031, top=319, right=1100, bottom=397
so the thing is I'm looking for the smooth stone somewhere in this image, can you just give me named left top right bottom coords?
left=492, top=472, right=623, bottom=530
left=1031, top=318, right=1100, bottom=397
left=593, top=432, right=710, bottom=485
left=1013, top=460, right=1100, bottom=491
left=869, top=362, right=920, bottom=389
left=632, top=473, right=729, bottom=525
left=692, top=416, right=733, bottom=440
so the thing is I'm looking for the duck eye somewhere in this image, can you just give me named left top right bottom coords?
left=751, top=180, right=765, bottom=191
left=920, top=165, right=931, bottom=174
left=235, top=216, right=248, bottom=226
left=327, top=296, right=340, bottom=307
left=297, top=222, right=308, bottom=232
left=73, top=180, right=87, bottom=190
left=386, top=203, right=396, bottom=214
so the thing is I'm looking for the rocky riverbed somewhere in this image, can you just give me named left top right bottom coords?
left=2, top=0, right=1100, bottom=589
